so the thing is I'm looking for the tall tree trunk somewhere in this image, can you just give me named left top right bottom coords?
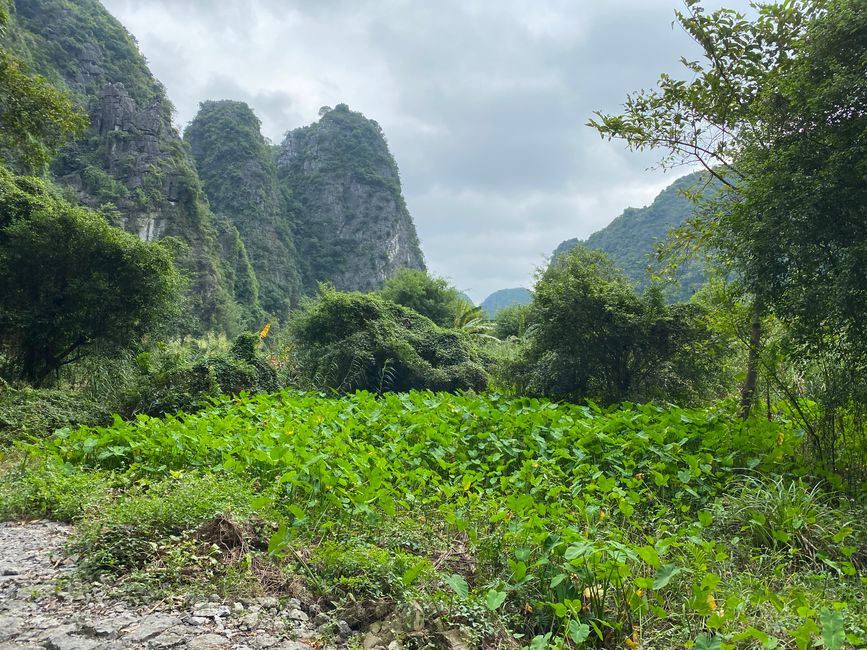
left=739, top=302, right=763, bottom=419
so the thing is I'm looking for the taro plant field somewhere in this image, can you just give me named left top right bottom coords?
left=1, top=390, right=865, bottom=649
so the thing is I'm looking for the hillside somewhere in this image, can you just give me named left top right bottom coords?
left=185, top=100, right=302, bottom=317
left=277, top=104, right=426, bottom=293
left=480, top=287, right=532, bottom=317
left=3, top=2, right=428, bottom=327
left=554, top=171, right=717, bottom=301
left=3, top=0, right=253, bottom=331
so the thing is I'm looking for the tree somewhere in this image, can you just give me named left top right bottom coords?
left=378, top=269, right=468, bottom=328
left=289, top=288, right=489, bottom=393
left=0, top=169, right=180, bottom=384
left=589, top=0, right=867, bottom=480
left=588, top=0, right=866, bottom=417
left=514, top=247, right=725, bottom=404
left=0, top=2, right=87, bottom=171
left=493, top=303, right=532, bottom=340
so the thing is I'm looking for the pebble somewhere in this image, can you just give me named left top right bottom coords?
left=0, top=521, right=352, bottom=650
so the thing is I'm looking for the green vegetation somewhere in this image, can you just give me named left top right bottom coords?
left=0, top=167, right=180, bottom=385
left=277, top=104, right=425, bottom=292
left=288, top=288, right=489, bottom=393
left=554, top=172, right=715, bottom=302
left=590, top=0, right=867, bottom=489
left=185, top=100, right=302, bottom=317
left=2, top=0, right=255, bottom=333
left=379, top=269, right=470, bottom=327
left=0, top=1, right=864, bottom=649
left=2, top=391, right=863, bottom=648
left=504, top=247, right=729, bottom=405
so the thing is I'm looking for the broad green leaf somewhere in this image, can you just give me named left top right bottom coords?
left=485, top=589, right=508, bottom=611
left=443, top=573, right=469, bottom=599
left=653, top=563, right=686, bottom=589
left=819, top=608, right=845, bottom=650
left=568, top=620, right=590, bottom=644
left=694, top=633, right=722, bottom=650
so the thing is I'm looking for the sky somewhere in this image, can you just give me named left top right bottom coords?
left=101, top=0, right=748, bottom=303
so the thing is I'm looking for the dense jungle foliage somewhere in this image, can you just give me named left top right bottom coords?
left=1, top=0, right=866, bottom=649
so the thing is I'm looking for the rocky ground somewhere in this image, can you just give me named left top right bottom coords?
left=0, top=521, right=350, bottom=650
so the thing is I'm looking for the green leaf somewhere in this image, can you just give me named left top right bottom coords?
left=653, top=563, right=686, bottom=589
left=636, top=545, right=661, bottom=568
left=694, top=633, right=722, bottom=650
left=568, top=620, right=590, bottom=644
left=443, top=573, right=469, bottom=599
left=819, top=608, right=845, bottom=650
left=485, top=589, right=508, bottom=611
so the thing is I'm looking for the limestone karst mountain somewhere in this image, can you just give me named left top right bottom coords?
left=4, top=0, right=426, bottom=327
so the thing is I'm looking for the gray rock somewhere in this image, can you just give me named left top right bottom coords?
left=43, top=633, right=101, bottom=650
left=284, top=608, right=308, bottom=622
left=186, top=634, right=230, bottom=650
left=256, top=597, right=279, bottom=610
left=123, top=614, right=181, bottom=642
left=192, top=604, right=230, bottom=619
left=336, top=620, right=352, bottom=639
left=0, top=616, right=24, bottom=641
left=440, top=629, right=470, bottom=650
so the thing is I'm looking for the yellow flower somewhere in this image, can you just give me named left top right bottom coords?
left=599, top=509, right=607, bottom=522
left=625, top=638, right=637, bottom=649
left=776, top=431, right=785, bottom=446
left=707, top=593, right=717, bottom=611
left=635, top=588, right=645, bottom=598
left=258, top=322, right=271, bottom=341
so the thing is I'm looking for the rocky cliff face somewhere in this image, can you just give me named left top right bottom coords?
left=6, top=0, right=254, bottom=331
left=5, top=2, right=427, bottom=324
left=185, top=100, right=302, bottom=317
left=277, top=104, right=426, bottom=293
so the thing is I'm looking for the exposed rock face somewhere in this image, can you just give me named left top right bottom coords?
left=277, top=104, right=425, bottom=293
left=7, top=0, right=251, bottom=331
left=186, top=101, right=302, bottom=316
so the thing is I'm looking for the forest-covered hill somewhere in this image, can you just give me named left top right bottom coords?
left=2, top=0, right=425, bottom=329
left=554, top=171, right=717, bottom=301
left=480, top=287, right=533, bottom=317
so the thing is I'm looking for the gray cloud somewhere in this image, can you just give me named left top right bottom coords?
left=103, top=0, right=750, bottom=302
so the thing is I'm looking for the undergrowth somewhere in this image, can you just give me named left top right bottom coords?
left=0, top=390, right=864, bottom=649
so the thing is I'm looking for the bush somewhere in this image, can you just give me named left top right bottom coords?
left=0, top=383, right=111, bottom=445
left=0, top=457, right=113, bottom=521
left=122, top=333, right=278, bottom=416
left=715, top=476, right=865, bottom=566
left=492, top=303, right=532, bottom=340
left=289, top=289, right=489, bottom=393
left=512, top=247, right=729, bottom=404
left=378, top=269, right=468, bottom=327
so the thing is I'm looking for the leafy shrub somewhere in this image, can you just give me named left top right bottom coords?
left=0, top=383, right=111, bottom=444
left=74, top=472, right=261, bottom=576
left=492, top=303, right=532, bottom=340
left=512, top=246, right=730, bottom=404
left=378, top=268, right=468, bottom=327
left=715, top=476, right=865, bottom=566
left=0, top=457, right=113, bottom=521
left=122, top=333, right=277, bottom=416
left=288, top=289, right=489, bottom=393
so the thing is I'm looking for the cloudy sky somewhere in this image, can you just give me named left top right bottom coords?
left=101, top=0, right=746, bottom=302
